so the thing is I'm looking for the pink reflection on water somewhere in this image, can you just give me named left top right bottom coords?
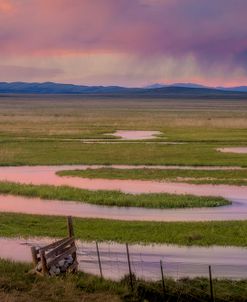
left=106, top=130, right=161, bottom=140
left=0, top=193, right=247, bottom=222
left=0, top=165, right=247, bottom=199
left=217, top=147, right=247, bottom=154
left=0, top=165, right=247, bottom=221
left=1, top=237, right=247, bottom=280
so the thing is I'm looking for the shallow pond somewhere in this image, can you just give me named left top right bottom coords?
left=106, top=130, right=162, bottom=140
left=217, top=147, right=247, bottom=154
left=0, top=165, right=247, bottom=221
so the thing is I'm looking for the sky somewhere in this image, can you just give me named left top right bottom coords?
left=0, top=0, right=246, bottom=87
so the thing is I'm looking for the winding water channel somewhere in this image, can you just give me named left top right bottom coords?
left=1, top=164, right=247, bottom=279
left=0, top=165, right=246, bottom=221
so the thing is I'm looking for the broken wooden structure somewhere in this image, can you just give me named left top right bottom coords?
left=30, top=216, right=78, bottom=276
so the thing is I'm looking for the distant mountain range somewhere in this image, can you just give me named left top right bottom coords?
left=145, top=83, right=208, bottom=89
left=0, top=81, right=247, bottom=97
left=145, top=82, right=247, bottom=92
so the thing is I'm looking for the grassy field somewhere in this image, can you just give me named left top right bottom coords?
left=3, top=140, right=247, bottom=166
left=1, top=95, right=247, bottom=300
left=58, top=167, right=247, bottom=185
left=1, top=95, right=247, bottom=140
left=0, top=95, right=247, bottom=166
left=1, top=259, right=247, bottom=302
left=0, top=181, right=228, bottom=208
left=1, top=213, right=247, bottom=246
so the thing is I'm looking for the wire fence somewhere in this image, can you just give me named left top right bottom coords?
left=73, top=240, right=247, bottom=301
left=1, top=236, right=247, bottom=301
left=76, top=241, right=247, bottom=281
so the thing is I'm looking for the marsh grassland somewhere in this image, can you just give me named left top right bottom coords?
left=1, top=213, right=247, bottom=246
left=0, top=95, right=247, bottom=166
left=1, top=95, right=247, bottom=301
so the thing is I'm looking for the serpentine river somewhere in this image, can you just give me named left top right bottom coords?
left=1, top=165, right=247, bottom=280
left=1, top=128, right=246, bottom=221
left=0, top=165, right=247, bottom=221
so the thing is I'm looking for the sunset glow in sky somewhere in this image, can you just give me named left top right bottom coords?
left=0, top=0, right=247, bottom=87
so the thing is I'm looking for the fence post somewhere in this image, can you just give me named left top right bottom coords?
left=31, top=246, right=39, bottom=267
left=67, top=216, right=74, bottom=237
left=209, top=265, right=215, bottom=302
left=96, top=241, right=103, bottom=278
left=160, top=260, right=166, bottom=298
left=40, top=250, right=48, bottom=275
left=126, top=243, right=134, bottom=291
left=67, top=216, right=78, bottom=272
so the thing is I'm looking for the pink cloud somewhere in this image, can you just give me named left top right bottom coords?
left=0, top=65, right=63, bottom=81
left=0, top=1, right=245, bottom=57
left=0, top=0, right=14, bottom=13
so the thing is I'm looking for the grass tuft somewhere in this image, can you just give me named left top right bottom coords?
left=0, top=181, right=229, bottom=209
left=58, top=167, right=247, bottom=186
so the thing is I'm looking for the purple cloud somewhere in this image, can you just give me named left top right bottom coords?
left=0, top=0, right=246, bottom=84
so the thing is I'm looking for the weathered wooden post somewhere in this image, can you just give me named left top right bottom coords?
left=160, top=260, right=166, bottom=298
left=126, top=243, right=134, bottom=291
left=67, top=216, right=78, bottom=271
left=209, top=265, right=215, bottom=302
left=96, top=241, right=103, bottom=278
left=40, top=250, right=48, bottom=275
left=31, top=246, right=39, bottom=267
left=67, top=216, right=74, bottom=238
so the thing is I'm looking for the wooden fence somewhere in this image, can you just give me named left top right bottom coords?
left=31, top=216, right=78, bottom=276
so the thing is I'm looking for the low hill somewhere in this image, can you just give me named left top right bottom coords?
left=0, top=82, right=247, bottom=98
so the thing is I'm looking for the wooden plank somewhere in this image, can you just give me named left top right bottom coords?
left=47, top=246, right=76, bottom=268
left=45, top=238, right=74, bottom=259
left=52, top=244, right=75, bottom=259
left=39, top=237, right=70, bottom=252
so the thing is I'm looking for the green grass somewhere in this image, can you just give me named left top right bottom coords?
left=1, top=96, right=247, bottom=167
left=0, top=213, right=247, bottom=246
left=0, top=259, right=124, bottom=302
left=1, top=259, right=247, bottom=302
left=2, top=140, right=247, bottom=166
left=0, top=181, right=228, bottom=209
left=1, top=96, right=247, bottom=301
left=1, top=95, right=247, bottom=142
left=58, top=167, right=247, bottom=185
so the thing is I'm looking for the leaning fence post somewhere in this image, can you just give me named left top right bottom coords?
left=31, top=246, right=39, bottom=267
left=40, top=250, right=48, bottom=275
left=67, top=216, right=74, bottom=237
left=96, top=241, right=103, bottom=278
left=126, top=243, right=134, bottom=291
left=209, top=265, right=215, bottom=302
left=67, top=216, right=78, bottom=272
left=160, top=260, right=166, bottom=298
